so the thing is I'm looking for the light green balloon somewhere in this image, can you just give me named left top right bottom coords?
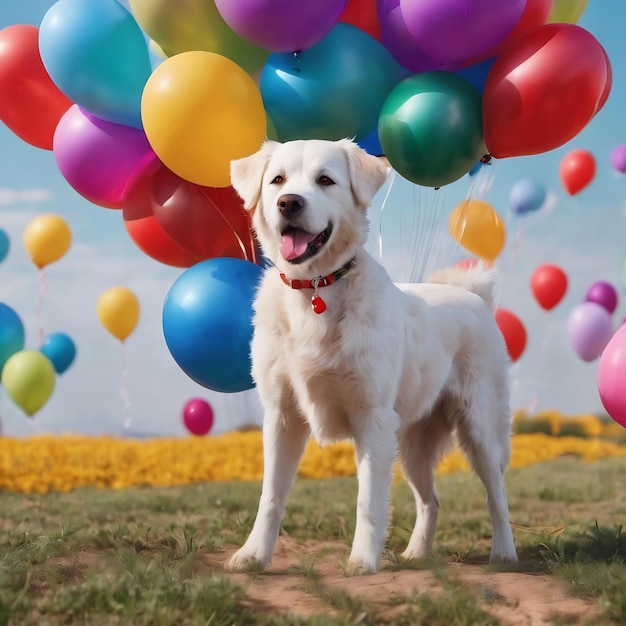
left=2, top=350, right=56, bottom=416
left=548, top=0, right=588, bottom=24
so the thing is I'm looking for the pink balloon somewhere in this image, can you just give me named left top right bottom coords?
left=53, top=105, right=155, bottom=209
left=598, top=323, right=626, bottom=428
left=585, top=280, right=618, bottom=314
left=567, top=302, right=614, bottom=362
left=610, top=144, right=626, bottom=174
left=183, top=398, right=214, bottom=436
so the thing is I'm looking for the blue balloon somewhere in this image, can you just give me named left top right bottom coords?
left=509, top=179, right=547, bottom=216
left=0, top=303, right=25, bottom=372
left=455, top=57, right=495, bottom=94
left=261, top=23, right=408, bottom=141
left=163, top=257, right=263, bottom=393
left=358, top=126, right=384, bottom=156
left=39, top=0, right=152, bottom=128
left=40, top=332, right=77, bottom=374
left=468, top=161, right=483, bottom=177
left=0, top=229, right=9, bottom=263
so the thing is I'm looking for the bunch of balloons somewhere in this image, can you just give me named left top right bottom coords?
left=567, top=280, right=618, bottom=362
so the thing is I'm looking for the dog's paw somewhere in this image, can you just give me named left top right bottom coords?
left=225, top=549, right=268, bottom=573
left=344, top=554, right=379, bottom=576
left=489, top=550, right=518, bottom=565
left=400, top=545, right=431, bottom=561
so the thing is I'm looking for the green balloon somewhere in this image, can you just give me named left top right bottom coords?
left=2, top=350, right=56, bottom=416
left=378, top=72, right=485, bottom=188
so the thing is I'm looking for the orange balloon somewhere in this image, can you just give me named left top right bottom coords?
left=483, top=24, right=610, bottom=158
left=494, top=308, right=527, bottom=362
left=559, top=149, right=596, bottom=195
left=530, top=263, right=568, bottom=310
left=448, top=200, right=506, bottom=262
left=0, top=25, right=73, bottom=150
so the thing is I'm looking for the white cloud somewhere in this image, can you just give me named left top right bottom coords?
left=0, top=188, right=52, bottom=206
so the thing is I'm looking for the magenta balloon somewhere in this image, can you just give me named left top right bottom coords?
left=214, top=0, right=348, bottom=53
left=182, top=397, right=214, bottom=436
left=53, top=105, right=155, bottom=209
left=598, top=323, right=626, bottom=428
left=585, top=280, right=618, bottom=314
left=378, top=0, right=458, bottom=73
left=398, top=0, right=527, bottom=65
left=610, top=144, right=626, bottom=174
left=567, top=302, right=614, bottom=362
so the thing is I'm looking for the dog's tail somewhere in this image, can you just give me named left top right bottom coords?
left=426, top=263, right=496, bottom=310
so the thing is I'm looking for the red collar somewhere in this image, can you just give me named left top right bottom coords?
left=279, top=259, right=355, bottom=290
left=279, top=259, right=355, bottom=314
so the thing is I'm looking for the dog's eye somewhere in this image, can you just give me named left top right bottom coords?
left=318, top=175, right=335, bottom=186
left=270, top=175, right=283, bottom=184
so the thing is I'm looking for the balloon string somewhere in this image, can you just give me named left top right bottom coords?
left=209, top=195, right=257, bottom=264
left=120, top=341, right=132, bottom=430
left=36, top=268, right=48, bottom=347
left=526, top=311, right=551, bottom=415
left=377, top=169, right=396, bottom=261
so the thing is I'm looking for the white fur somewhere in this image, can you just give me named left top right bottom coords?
left=226, top=139, right=518, bottom=574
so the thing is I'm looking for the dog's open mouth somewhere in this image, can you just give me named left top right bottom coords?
left=280, top=224, right=332, bottom=264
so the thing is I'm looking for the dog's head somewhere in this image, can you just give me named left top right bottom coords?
left=231, top=139, right=389, bottom=275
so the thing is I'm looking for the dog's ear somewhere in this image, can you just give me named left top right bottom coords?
left=230, top=141, right=279, bottom=211
left=339, top=139, right=390, bottom=208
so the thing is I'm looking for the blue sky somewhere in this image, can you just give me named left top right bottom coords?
left=0, top=1, right=625, bottom=437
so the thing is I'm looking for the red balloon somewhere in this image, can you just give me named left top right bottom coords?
left=123, top=161, right=200, bottom=267
left=597, top=48, right=613, bottom=113
left=183, top=398, right=214, bottom=436
left=0, top=25, right=73, bottom=150
left=559, top=149, right=596, bottom=195
left=530, top=263, right=568, bottom=311
left=494, top=308, right=527, bottom=362
left=483, top=24, right=610, bottom=158
left=340, top=0, right=381, bottom=40
left=150, top=165, right=258, bottom=263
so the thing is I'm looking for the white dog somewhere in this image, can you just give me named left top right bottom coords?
left=226, top=138, right=518, bottom=574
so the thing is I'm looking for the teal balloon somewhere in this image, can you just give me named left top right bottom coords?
left=40, top=332, right=77, bottom=374
left=39, top=0, right=152, bottom=128
left=378, top=72, right=484, bottom=188
left=0, top=303, right=25, bottom=371
left=0, top=229, right=9, bottom=263
left=261, top=23, right=408, bottom=141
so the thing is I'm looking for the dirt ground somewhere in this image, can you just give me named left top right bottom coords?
left=213, top=537, right=599, bottom=625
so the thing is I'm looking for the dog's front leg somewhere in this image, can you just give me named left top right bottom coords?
left=226, top=413, right=310, bottom=572
left=347, top=411, right=400, bottom=575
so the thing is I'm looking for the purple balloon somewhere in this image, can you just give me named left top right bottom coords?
left=610, top=144, right=626, bottom=174
left=567, top=302, right=614, bottom=362
left=53, top=105, right=156, bottom=209
left=214, top=0, right=347, bottom=53
left=378, top=0, right=458, bottom=73
left=585, top=280, right=619, bottom=314
left=398, top=0, right=526, bottom=65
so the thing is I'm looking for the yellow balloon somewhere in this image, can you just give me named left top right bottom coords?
left=141, top=51, right=267, bottom=188
left=2, top=350, right=55, bottom=416
left=23, top=214, right=72, bottom=269
left=97, top=287, right=140, bottom=342
left=129, top=0, right=268, bottom=73
left=448, top=200, right=506, bottom=262
left=548, top=0, right=588, bottom=24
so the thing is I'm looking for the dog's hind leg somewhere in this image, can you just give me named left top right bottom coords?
left=347, top=408, right=400, bottom=575
left=455, top=390, right=518, bottom=564
left=398, top=408, right=453, bottom=561
left=226, top=408, right=310, bottom=572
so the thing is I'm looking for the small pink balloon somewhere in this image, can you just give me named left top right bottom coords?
left=598, top=323, right=626, bottom=428
left=585, top=280, right=618, bottom=314
left=53, top=105, right=155, bottom=209
left=183, top=398, right=214, bottom=436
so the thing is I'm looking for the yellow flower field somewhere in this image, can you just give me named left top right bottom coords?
left=1, top=413, right=625, bottom=494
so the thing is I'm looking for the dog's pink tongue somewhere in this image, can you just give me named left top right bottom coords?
left=280, top=230, right=316, bottom=261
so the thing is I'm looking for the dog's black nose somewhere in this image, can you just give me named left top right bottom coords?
left=277, top=194, right=305, bottom=217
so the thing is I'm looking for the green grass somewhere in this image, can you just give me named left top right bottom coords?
left=1, top=458, right=626, bottom=625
